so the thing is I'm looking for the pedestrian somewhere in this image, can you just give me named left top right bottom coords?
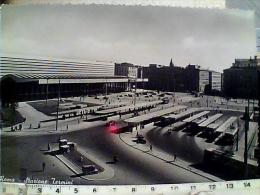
left=113, top=155, right=118, bottom=163
left=173, top=153, right=177, bottom=162
left=29, top=124, right=32, bottom=129
left=42, top=162, right=46, bottom=172
left=66, top=124, right=69, bottom=131
left=47, top=143, right=50, bottom=151
left=150, top=144, right=153, bottom=152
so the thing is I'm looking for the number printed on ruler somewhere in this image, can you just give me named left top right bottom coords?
left=2, top=179, right=260, bottom=195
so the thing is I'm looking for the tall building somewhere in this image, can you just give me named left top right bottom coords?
left=184, top=65, right=221, bottom=93
left=223, top=56, right=260, bottom=99
left=184, top=64, right=200, bottom=92
left=199, top=69, right=210, bottom=92
left=142, top=60, right=186, bottom=92
left=209, top=71, right=222, bottom=91
left=143, top=61, right=222, bottom=93
left=114, top=62, right=138, bottom=78
left=143, top=64, right=171, bottom=91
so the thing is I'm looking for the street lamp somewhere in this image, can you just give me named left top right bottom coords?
left=55, top=79, right=61, bottom=131
left=45, top=78, right=49, bottom=105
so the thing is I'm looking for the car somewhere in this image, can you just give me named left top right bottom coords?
left=105, top=120, right=116, bottom=127
left=136, top=135, right=146, bottom=144
left=82, top=165, right=98, bottom=174
left=162, top=97, right=169, bottom=104
left=136, top=137, right=146, bottom=144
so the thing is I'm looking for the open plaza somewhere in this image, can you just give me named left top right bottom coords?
left=1, top=89, right=259, bottom=184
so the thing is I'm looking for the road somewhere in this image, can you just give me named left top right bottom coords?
left=1, top=122, right=212, bottom=185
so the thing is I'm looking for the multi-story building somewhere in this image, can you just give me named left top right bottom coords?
left=199, top=69, right=210, bottom=92
left=143, top=61, right=222, bottom=93
left=142, top=60, right=186, bottom=92
left=184, top=65, right=221, bottom=93
left=184, top=64, right=200, bottom=92
left=209, top=71, right=222, bottom=91
left=223, top=56, right=260, bottom=99
left=114, top=62, right=138, bottom=78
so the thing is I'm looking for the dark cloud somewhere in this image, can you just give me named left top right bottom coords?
left=1, top=4, right=256, bottom=72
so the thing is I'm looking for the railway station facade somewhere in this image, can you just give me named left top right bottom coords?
left=0, top=57, right=147, bottom=106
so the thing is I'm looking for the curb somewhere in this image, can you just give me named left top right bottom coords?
left=119, top=132, right=222, bottom=182
left=54, top=147, right=114, bottom=181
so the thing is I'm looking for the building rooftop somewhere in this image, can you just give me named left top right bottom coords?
left=1, top=56, right=115, bottom=78
left=0, top=73, right=128, bottom=83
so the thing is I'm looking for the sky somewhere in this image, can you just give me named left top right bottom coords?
left=1, top=3, right=257, bottom=72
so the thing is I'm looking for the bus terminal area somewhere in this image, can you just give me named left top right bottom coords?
left=3, top=89, right=257, bottom=153
left=1, top=88, right=259, bottom=181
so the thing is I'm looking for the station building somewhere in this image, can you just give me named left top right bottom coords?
left=0, top=57, right=147, bottom=106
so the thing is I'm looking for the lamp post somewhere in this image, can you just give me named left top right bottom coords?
left=45, top=78, right=49, bottom=105
left=133, top=79, right=137, bottom=106
left=244, top=106, right=249, bottom=179
left=55, top=79, right=61, bottom=131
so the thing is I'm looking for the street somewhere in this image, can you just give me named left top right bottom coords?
left=1, top=121, right=212, bottom=185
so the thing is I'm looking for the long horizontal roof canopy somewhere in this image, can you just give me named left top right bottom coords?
left=199, top=113, right=223, bottom=128
left=125, top=105, right=187, bottom=124
left=215, top=116, right=238, bottom=133
left=1, top=74, right=148, bottom=84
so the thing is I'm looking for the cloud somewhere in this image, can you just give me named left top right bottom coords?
left=1, top=4, right=256, bottom=72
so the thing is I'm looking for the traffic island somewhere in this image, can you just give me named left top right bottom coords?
left=50, top=139, right=114, bottom=181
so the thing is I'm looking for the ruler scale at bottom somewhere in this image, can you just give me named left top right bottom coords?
left=1, top=179, right=260, bottom=195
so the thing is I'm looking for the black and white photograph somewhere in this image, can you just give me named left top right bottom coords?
left=0, top=0, right=260, bottom=193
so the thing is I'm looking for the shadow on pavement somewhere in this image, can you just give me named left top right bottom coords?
left=31, top=169, right=43, bottom=173
left=43, top=149, right=63, bottom=156
left=106, top=161, right=116, bottom=164
left=70, top=173, right=86, bottom=178
left=40, top=148, right=49, bottom=152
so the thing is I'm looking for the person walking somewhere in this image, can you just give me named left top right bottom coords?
left=66, top=124, right=69, bottom=131
left=150, top=144, right=153, bottom=152
left=173, top=153, right=177, bottom=162
left=47, top=143, right=50, bottom=151
left=42, top=162, right=46, bottom=172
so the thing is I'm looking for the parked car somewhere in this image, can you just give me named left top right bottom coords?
left=136, top=135, right=146, bottom=144
left=82, top=165, right=98, bottom=174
